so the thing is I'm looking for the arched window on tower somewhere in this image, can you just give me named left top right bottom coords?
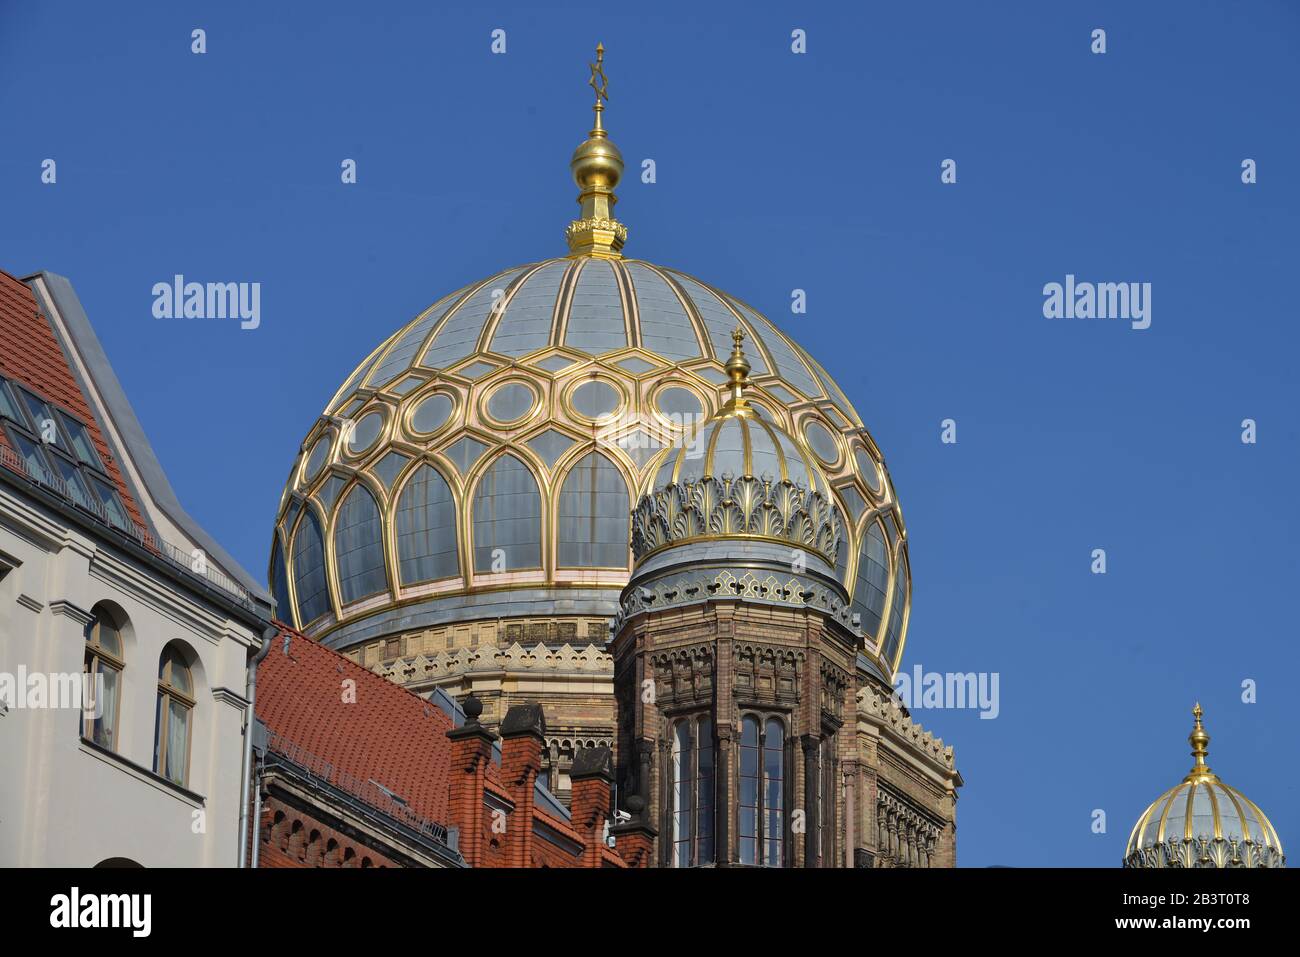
left=292, top=509, right=331, bottom=625
left=557, top=451, right=629, bottom=568
left=472, top=454, right=542, bottom=573
left=669, top=715, right=714, bottom=867
left=334, top=483, right=389, bottom=604
left=739, top=714, right=785, bottom=867
left=395, top=464, right=459, bottom=584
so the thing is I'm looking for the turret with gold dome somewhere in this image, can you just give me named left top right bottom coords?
left=1125, top=705, right=1285, bottom=868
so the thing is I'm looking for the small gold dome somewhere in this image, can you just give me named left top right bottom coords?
left=1125, top=705, right=1285, bottom=868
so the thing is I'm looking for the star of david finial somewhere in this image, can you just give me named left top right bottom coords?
left=589, top=42, right=609, bottom=105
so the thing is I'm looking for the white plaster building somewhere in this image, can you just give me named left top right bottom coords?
left=0, top=268, right=275, bottom=866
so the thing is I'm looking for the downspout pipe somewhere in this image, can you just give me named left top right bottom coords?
left=238, top=622, right=278, bottom=867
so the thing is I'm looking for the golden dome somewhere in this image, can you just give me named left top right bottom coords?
left=1124, top=705, right=1285, bottom=868
left=268, top=45, right=911, bottom=680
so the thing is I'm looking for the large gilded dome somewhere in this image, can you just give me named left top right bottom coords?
left=268, top=55, right=911, bottom=681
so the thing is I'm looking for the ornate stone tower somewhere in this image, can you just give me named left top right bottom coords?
left=611, top=333, right=958, bottom=867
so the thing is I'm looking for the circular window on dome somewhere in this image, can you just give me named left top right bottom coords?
left=855, top=447, right=882, bottom=494
left=654, top=386, right=703, bottom=429
left=410, top=392, right=454, bottom=436
left=301, top=434, right=331, bottom=485
left=485, top=381, right=537, bottom=424
left=803, top=420, right=841, bottom=466
left=346, top=410, right=385, bottom=456
left=569, top=379, right=622, bottom=421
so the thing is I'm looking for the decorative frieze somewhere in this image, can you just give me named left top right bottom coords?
left=630, top=475, right=841, bottom=564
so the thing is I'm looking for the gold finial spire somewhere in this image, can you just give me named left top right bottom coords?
left=722, top=326, right=753, bottom=411
left=588, top=42, right=609, bottom=131
left=566, top=42, right=627, bottom=258
left=1185, top=702, right=1215, bottom=780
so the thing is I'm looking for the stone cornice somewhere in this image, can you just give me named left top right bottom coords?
left=372, top=642, right=614, bottom=685
left=857, top=683, right=958, bottom=782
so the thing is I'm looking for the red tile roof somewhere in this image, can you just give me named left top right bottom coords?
left=0, top=268, right=147, bottom=529
left=255, top=624, right=452, bottom=827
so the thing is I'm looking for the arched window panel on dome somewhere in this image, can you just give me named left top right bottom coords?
left=395, top=465, right=459, bottom=584
left=292, top=509, right=331, bottom=625
left=487, top=261, right=567, bottom=356
left=563, top=260, right=627, bottom=353
left=557, top=452, right=630, bottom=568
left=420, top=268, right=528, bottom=371
left=850, top=522, right=889, bottom=642
left=472, top=454, right=543, bottom=573
left=334, top=483, right=389, bottom=604
left=670, top=274, right=768, bottom=374
left=623, top=263, right=703, bottom=361
left=364, top=286, right=466, bottom=388
left=882, top=552, right=909, bottom=668
left=270, top=536, right=292, bottom=623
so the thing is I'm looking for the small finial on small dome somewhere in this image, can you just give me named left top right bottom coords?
left=566, top=42, right=627, bottom=258
left=722, top=326, right=753, bottom=411
left=1186, top=702, right=1213, bottom=779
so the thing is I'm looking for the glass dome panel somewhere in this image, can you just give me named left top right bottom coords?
left=334, top=484, right=388, bottom=604
left=347, top=411, right=384, bottom=455
left=396, top=465, right=459, bottom=584
left=487, top=382, right=536, bottom=423
left=472, top=454, right=542, bottom=572
left=850, top=523, right=889, bottom=640
left=571, top=380, right=620, bottom=419
left=292, top=510, right=330, bottom=624
left=411, top=393, right=454, bottom=435
left=557, top=452, right=630, bottom=568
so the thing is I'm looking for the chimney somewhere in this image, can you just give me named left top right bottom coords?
left=445, top=694, right=497, bottom=867
left=569, top=745, right=614, bottom=868
left=609, top=794, right=657, bottom=868
left=499, top=703, right=546, bottom=868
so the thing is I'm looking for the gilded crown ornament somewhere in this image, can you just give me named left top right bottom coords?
left=567, top=43, right=628, bottom=257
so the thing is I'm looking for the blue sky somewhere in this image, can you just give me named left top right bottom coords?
left=2, top=1, right=1296, bottom=867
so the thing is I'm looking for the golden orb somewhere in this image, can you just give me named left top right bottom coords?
left=570, top=135, right=624, bottom=191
